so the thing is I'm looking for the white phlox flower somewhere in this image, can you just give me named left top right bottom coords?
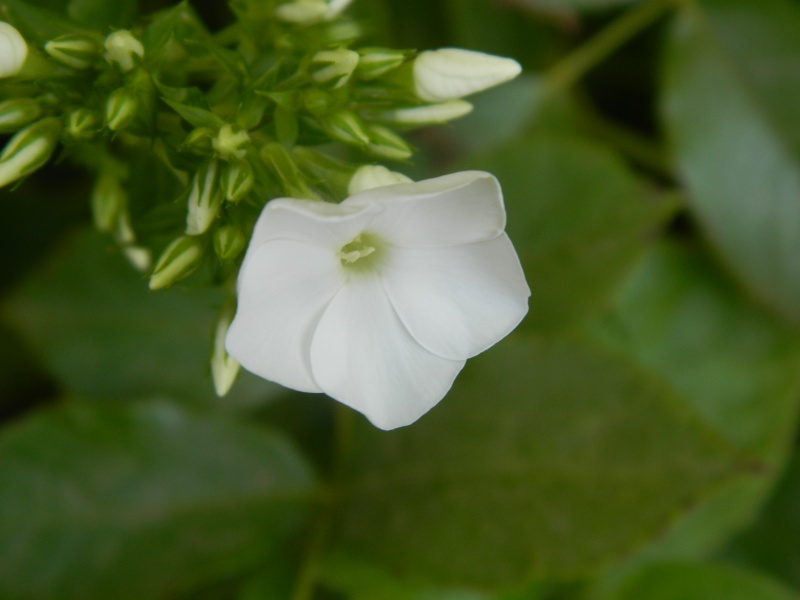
left=226, top=171, right=530, bottom=430
left=0, top=22, right=28, bottom=79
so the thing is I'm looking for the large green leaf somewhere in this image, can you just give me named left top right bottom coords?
left=334, top=336, right=739, bottom=586
left=0, top=401, right=316, bottom=600
left=661, top=0, right=800, bottom=323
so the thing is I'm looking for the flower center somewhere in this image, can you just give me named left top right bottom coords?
left=338, top=232, right=383, bottom=273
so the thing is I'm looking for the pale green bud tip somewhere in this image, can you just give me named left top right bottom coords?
left=0, top=98, right=42, bottom=133
left=214, top=225, right=246, bottom=261
left=105, top=88, right=138, bottom=131
left=414, top=48, right=522, bottom=103
left=0, top=22, right=28, bottom=79
left=356, top=48, right=409, bottom=80
left=91, top=172, right=126, bottom=232
left=0, top=117, right=61, bottom=188
left=149, top=236, right=204, bottom=290
left=274, top=0, right=352, bottom=23
left=182, top=127, right=215, bottom=154
left=221, top=161, right=254, bottom=203
left=212, top=312, right=240, bottom=397
left=311, top=47, right=359, bottom=88
left=45, top=34, right=99, bottom=70
left=66, top=108, right=100, bottom=140
left=387, top=99, right=473, bottom=126
left=323, top=111, right=370, bottom=146
left=186, top=159, right=222, bottom=236
left=212, top=125, right=250, bottom=161
left=104, top=29, right=144, bottom=72
left=348, top=164, right=412, bottom=195
left=366, top=125, right=413, bottom=161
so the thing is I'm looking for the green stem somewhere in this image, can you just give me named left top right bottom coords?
left=544, top=0, right=678, bottom=90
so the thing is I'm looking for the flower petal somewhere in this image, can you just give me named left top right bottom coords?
left=226, top=239, right=344, bottom=393
left=310, top=276, right=465, bottom=430
left=382, top=234, right=530, bottom=360
left=342, top=171, right=506, bottom=247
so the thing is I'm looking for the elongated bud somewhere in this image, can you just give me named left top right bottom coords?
left=212, top=124, right=250, bottom=161
left=383, top=99, right=473, bottom=127
left=348, top=164, right=412, bottom=195
left=413, top=48, right=522, bottom=103
left=274, top=0, right=328, bottom=24
left=65, top=108, right=100, bottom=140
left=366, top=125, right=412, bottom=160
left=0, top=117, right=61, bottom=188
left=0, top=22, right=27, bottom=79
left=302, top=88, right=334, bottom=116
left=214, top=225, right=246, bottom=261
left=0, top=98, right=42, bottom=133
left=321, top=110, right=370, bottom=146
left=104, top=29, right=144, bottom=72
left=105, top=87, right=139, bottom=131
left=45, top=34, right=99, bottom=70
left=182, top=127, right=215, bottom=155
left=311, top=47, right=359, bottom=88
left=356, top=47, right=409, bottom=80
left=149, top=236, right=204, bottom=290
left=221, top=160, right=254, bottom=203
left=186, top=159, right=223, bottom=235
left=115, top=211, right=151, bottom=272
left=212, top=310, right=240, bottom=397
left=91, top=172, right=126, bottom=232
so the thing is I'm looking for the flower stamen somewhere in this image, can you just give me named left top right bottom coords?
left=338, top=233, right=381, bottom=271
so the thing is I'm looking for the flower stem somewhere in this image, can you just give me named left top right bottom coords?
left=544, top=0, right=678, bottom=90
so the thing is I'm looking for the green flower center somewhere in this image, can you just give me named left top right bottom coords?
left=338, top=232, right=383, bottom=273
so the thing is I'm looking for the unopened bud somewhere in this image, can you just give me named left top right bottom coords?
left=91, top=171, right=126, bottom=232
left=0, top=98, right=42, bottom=133
left=214, top=225, right=246, bottom=261
left=65, top=108, right=100, bottom=140
left=384, top=99, right=473, bottom=127
left=0, top=117, right=61, bottom=188
left=149, top=236, right=204, bottom=290
left=356, top=48, right=409, bottom=80
left=182, top=127, right=215, bottom=155
left=322, top=110, right=369, bottom=146
left=311, top=47, right=359, bottom=88
left=365, top=125, right=412, bottom=160
left=105, top=87, right=139, bottom=131
left=0, top=22, right=27, bottom=79
left=302, top=88, right=335, bottom=116
left=45, top=34, right=99, bottom=70
left=212, top=124, right=249, bottom=161
left=348, top=164, right=412, bottom=195
left=221, top=160, right=254, bottom=203
left=212, top=310, right=240, bottom=397
left=115, top=211, right=151, bottom=272
left=274, top=0, right=328, bottom=24
left=413, top=48, right=521, bottom=103
left=186, top=159, right=223, bottom=235
left=104, top=29, right=144, bottom=72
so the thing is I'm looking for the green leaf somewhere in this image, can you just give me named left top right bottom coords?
left=1, top=0, right=86, bottom=43
left=661, top=0, right=800, bottom=324
left=2, top=229, right=282, bottom=408
left=161, top=97, right=226, bottom=130
left=471, top=133, right=665, bottom=334
left=67, top=0, right=136, bottom=29
left=0, top=401, right=316, bottom=600
left=335, top=336, right=739, bottom=586
left=615, top=562, right=797, bottom=600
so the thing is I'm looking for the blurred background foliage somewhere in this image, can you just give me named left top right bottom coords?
left=2, top=0, right=800, bottom=598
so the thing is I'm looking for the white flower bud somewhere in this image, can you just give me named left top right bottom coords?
left=149, top=236, right=204, bottom=290
left=385, top=99, right=473, bottom=127
left=0, top=22, right=27, bottom=79
left=274, top=0, right=353, bottom=24
left=114, top=211, right=151, bottom=272
left=91, top=171, right=126, bottom=233
left=212, top=125, right=249, bottom=161
left=311, top=47, right=359, bottom=88
left=211, top=311, right=240, bottom=397
left=366, top=125, right=412, bottom=161
left=0, top=98, right=42, bottom=133
left=104, top=29, right=144, bottom=72
left=186, top=159, right=223, bottom=236
left=413, top=48, right=521, bottom=103
left=45, top=34, right=99, bottom=70
left=105, top=87, right=139, bottom=131
left=0, top=117, right=61, bottom=188
left=348, top=165, right=412, bottom=195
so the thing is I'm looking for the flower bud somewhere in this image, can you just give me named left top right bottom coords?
left=0, top=22, right=27, bottom=79
left=348, top=164, right=412, bottom=195
left=65, top=108, right=100, bottom=141
left=104, top=29, right=144, bottom=72
left=384, top=99, right=473, bottom=127
left=105, top=87, right=139, bottom=131
left=45, top=34, right=99, bottom=70
left=274, top=0, right=328, bottom=24
left=211, top=310, right=240, bottom=397
left=186, top=159, right=223, bottom=235
left=182, top=127, right=215, bottom=155
left=413, top=48, right=522, bottom=103
left=321, top=110, right=369, bottom=146
left=310, top=47, right=359, bottom=88
left=221, top=160, right=254, bottom=203
left=212, top=124, right=249, bottom=161
left=91, top=171, right=126, bottom=232
left=0, top=98, right=42, bottom=133
left=356, top=47, right=409, bottom=80
left=214, top=225, right=246, bottom=261
left=0, top=117, right=61, bottom=189
left=115, top=211, right=151, bottom=272
left=302, top=88, right=335, bottom=116
left=149, top=236, right=204, bottom=290
left=365, top=125, right=412, bottom=161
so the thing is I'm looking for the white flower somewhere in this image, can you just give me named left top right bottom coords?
left=226, top=171, right=530, bottom=430
left=0, top=22, right=28, bottom=79
left=414, top=48, right=522, bottom=103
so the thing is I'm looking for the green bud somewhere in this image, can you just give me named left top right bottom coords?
left=214, top=225, right=246, bottom=261
left=365, top=124, right=413, bottom=161
left=44, top=34, right=100, bottom=70
left=221, top=160, right=254, bottom=203
left=310, top=47, right=359, bottom=88
left=104, top=29, right=144, bottom=72
left=302, top=88, right=335, bottom=116
left=274, top=0, right=328, bottom=24
left=321, top=110, right=369, bottom=146
left=0, top=98, right=42, bottom=133
left=105, top=87, right=139, bottom=132
left=182, top=127, right=215, bottom=155
left=0, top=117, right=61, bottom=189
left=91, top=171, right=126, bottom=232
left=149, top=236, right=204, bottom=290
left=211, top=309, right=240, bottom=397
left=65, top=108, right=100, bottom=141
left=356, top=47, right=409, bottom=80
left=212, top=124, right=250, bottom=161
left=186, top=159, right=223, bottom=236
